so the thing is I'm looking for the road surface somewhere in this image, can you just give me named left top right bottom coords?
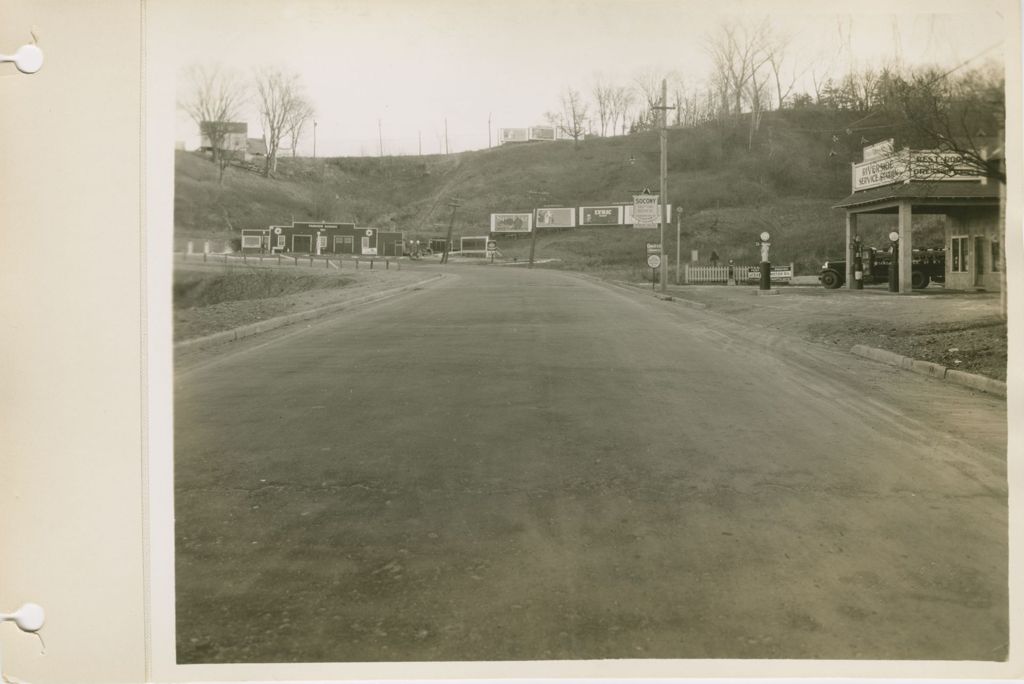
left=174, top=266, right=1007, bottom=663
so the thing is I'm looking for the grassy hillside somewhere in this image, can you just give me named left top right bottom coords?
left=174, top=107, right=944, bottom=274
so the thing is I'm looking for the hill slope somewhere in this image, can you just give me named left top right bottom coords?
left=174, top=108, right=944, bottom=273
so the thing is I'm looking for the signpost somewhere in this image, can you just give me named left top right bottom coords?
left=645, top=243, right=662, bottom=288
left=647, top=254, right=661, bottom=289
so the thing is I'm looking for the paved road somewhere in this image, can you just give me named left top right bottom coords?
left=174, top=266, right=1007, bottom=663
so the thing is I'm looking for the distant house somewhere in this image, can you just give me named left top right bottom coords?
left=199, top=121, right=248, bottom=157
left=245, top=137, right=268, bottom=162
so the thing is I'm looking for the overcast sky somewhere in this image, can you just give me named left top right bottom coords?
left=164, top=0, right=1008, bottom=157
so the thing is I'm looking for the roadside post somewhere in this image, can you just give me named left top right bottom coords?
left=441, top=199, right=460, bottom=265
left=647, top=253, right=661, bottom=290
left=675, top=207, right=683, bottom=284
left=727, top=259, right=736, bottom=285
left=756, top=231, right=771, bottom=290
left=888, top=231, right=899, bottom=292
left=643, top=241, right=659, bottom=290
left=853, top=236, right=864, bottom=290
left=487, top=239, right=497, bottom=264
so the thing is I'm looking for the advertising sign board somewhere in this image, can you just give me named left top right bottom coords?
left=529, top=126, right=556, bottom=141
left=490, top=213, right=533, bottom=233
left=579, top=206, right=623, bottom=226
left=646, top=242, right=662, bottom=255
left=535, top=207, right=576, bottom=228
left=746, top=266, right=793, bottom=281
left=647, top=254, right=662, bottom=269
left=500, top=128, right=530, bottom=143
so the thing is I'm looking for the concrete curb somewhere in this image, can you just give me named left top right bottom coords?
left=606, top=280, right=708, bottom=310
left=850, top=344, right=1006, bottom=398
left=175, top=274, right=445, bottom=353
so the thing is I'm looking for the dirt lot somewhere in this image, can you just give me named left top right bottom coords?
left=174, top=260, right=435, bottom=341
left=656, top=282, right=1007, bottom=381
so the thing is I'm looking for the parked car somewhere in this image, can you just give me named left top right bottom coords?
left=820, top=247, right=945, bottom=289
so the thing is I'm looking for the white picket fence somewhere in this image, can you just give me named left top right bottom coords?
left=684, top=263, right=794, bottom=284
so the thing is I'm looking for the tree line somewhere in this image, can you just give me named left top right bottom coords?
left=542, top=17, right=1004, bottom=181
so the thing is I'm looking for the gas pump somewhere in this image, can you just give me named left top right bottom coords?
left=888, top=231, right=899, bottom=292
left=853, top=236, right=864, bottom=290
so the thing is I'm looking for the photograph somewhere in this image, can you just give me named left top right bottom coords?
left=157, top=0, right=1015, bottom=671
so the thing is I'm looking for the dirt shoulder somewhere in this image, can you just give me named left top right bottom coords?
left=642, top=282, right=1007, bottom=381
left=174, top=259, right=440, bottom=342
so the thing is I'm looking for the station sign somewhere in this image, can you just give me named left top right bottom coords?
left=624, top=202, right=672, bottom=227
left=632, top=194, right=660, bottom=229
left=852, top=149, right=979, bottom=191
left=646, top=242, right=662, bottom=255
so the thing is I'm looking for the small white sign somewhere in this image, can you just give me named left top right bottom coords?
left=647, top=254, right=662, bottom=269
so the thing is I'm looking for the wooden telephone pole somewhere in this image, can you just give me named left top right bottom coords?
left=441, top=198, right=460, bottom=264
left=650, top=78, right=674, bottom=293
left=527, top=190, right=550, bottom=268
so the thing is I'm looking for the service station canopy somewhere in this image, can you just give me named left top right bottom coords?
left=832, top=144, right=1001, bottom=293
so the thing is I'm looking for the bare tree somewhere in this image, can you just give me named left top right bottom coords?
left=592, top=78, right=614, bottom=136
left=609, top=85, right=634, bottom=136
left=253, top=67, right=307, bottom=176
left=180, top=64, right=247, bottom=184
left=704, top=19, right=771, bottom=124
left=554, top=87, right=589, bottom=146
left=763, top=30, right=807, bottom=110
left=285, top=96, right=314, bottom=158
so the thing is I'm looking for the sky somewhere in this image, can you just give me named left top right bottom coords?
left=162, top=0, right=1009, bottom=157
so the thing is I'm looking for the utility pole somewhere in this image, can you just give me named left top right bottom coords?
left=418, top=130, right=422, bottom=156
left=313, top=120, right=317, bottom=159
left=675, top=207, right=682, bottom=284
left=441, top=198, right=460, bottom=264
left=526, top=190, right=549, bottom=269
left=444, top=118, right=449, bottom=155
left=488, top=112, right=492, bottom=148
left=657, top=78, right=670, bottom=293
left=378, top=118, right=383, bottom=157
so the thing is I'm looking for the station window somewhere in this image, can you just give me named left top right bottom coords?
left=277, top=235, right=285, bottom=248
left=950, top=236, right=968, bottom=273
left=241, top=235, right=262, bottom=248
left=992, top=240, right=1001, bottom=272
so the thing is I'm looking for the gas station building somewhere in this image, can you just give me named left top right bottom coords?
left=833, top=142, right=1004, bottom=293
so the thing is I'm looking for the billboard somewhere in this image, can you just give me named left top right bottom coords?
left=529, top=126, right=556, bottom=141
left=535, top=207, right=576, bottom=228
left=623, top=203, right=672, bottom=226
left=500, top=128, right=529, bottom=143
left=490, top=213, right=533, bottom=233
left=579, top=206, right=623, bottom=226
